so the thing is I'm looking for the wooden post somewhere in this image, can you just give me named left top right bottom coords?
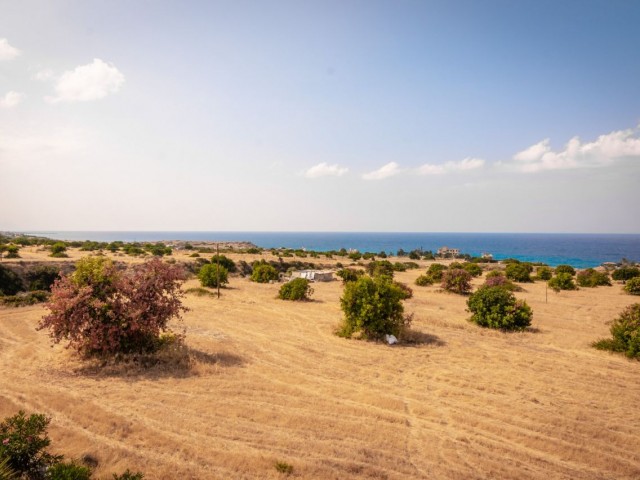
left=545, top=285, right=548, bottom=304
left=216, top=243, right=220, bottom=299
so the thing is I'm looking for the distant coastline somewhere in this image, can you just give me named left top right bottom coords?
left=14, top=231, right=640, bottom=268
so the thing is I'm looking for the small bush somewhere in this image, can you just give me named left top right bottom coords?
left=467, top=286, right=532, bottom=330
left=5, top=245, right=20, bottom=258
left=47, top=460, right=92, bottom=480
left=426, top=263, right=447, bottom=281
left=0, top=291, right=49, bottom=307
left=26, top=265, right=60, bottom=292
left=393, top=281, right=413, bottom=299
left=336, top=268, right=363, bottom=284
left=548, top=272, right=577, bottom=292
left=0, top=411, right=62, bottom=478
left=250, top=264, right=279, bottom=283
left=112, top=469, right=145, bottom=480
left=505, top=263, right=533, bottom=283
left=612, top=266, right=640, bottom=282
left=415, top=274, right=434, bottom=286
left=593, top=304, right=640, bottom=359
left=274, top=461, right=293, bottom=475
left=483, top=274, right=521, bottom=292
left=338, top=276, right=410, bottom=340
left=624, top=277, right=640, bottom=295
left=366, top=260, right=395, bottom=277
left=198, top=264, right=229, bottom=288
left=576, top=268, right=611, bottom=288
left=462, top=262, right=483, bottom=277
left=535, top=266, right=553, bottom=281
left=0, top=265, right=24, bottom=296
left=50, top=242, right=68, bottom=258
left=210, top=255, right=237, bottom=273
left=555, top=264, right=576, bottom=276
left=184, top=287, right=216, bottom=297
left=441, top=269, right=472, bottom=295
left=278, top=278, right=313, bottom=301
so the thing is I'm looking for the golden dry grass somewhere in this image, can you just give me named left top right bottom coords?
left=1, top=252, right=640, bottom=479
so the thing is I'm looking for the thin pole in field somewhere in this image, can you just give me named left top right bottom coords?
left=216, top=243, right=220, bottom=299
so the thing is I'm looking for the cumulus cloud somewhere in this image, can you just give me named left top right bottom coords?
left=362, top=162, right=401, bottom=180
left=46, top=58, right=125, bottom=103
left=510, top=127, right=640, bottom=173
left=418, top=157, right=485, bottom=175
left=0, top=91, right=25, bottom=108
left=304, top=162, right=348, bottom=178
left=0, top=38, right=20, bottom=61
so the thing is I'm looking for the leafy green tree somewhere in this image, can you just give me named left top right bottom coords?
left=366, top=260, right=395, bottom=278
left=441, top=268, right=473, bottom=295
left=535, top=266, right=553, bottom=281
left=505, top=263, right=533, bottom=282
left=250, top=264, right=279, bottom=283
left=336, top=268, right=363, bottom=284
left=462, top=262, right=483, bottom=277
left=593, top=304, right=640, bottom=359
left=0, top=265, right=24, bottom=295
left=338, top=275, right=410, bottom=340
left=198, top=264, right=229, bottom=288
left=278, top=278, right=313, bottom=301
left=548, top=272, right=577, bottom=292
left=467, top=286, right=532, bottom=330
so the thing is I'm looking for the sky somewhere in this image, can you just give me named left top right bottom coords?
left=1, top=0, right=639, bottom=233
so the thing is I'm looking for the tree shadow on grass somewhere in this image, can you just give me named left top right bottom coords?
left=70, top=345, right=245, bottom=380
left=398, top=330, right=446, bottom=348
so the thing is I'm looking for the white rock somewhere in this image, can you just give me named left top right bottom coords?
left=385, top=334, right=398, bottom=345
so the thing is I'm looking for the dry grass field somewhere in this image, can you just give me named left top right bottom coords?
left=1, top=250, right=639, bottom=479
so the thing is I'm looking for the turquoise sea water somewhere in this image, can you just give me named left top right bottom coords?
left=24, top=231, right=640, bottom=268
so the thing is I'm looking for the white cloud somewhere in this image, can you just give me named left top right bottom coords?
left=510, top=127, right=640, bottom=173
left=0, top=38, right=20, bottom=61
left=0, top=91, right=25, bottom=108
left=363, top=161, right=401, bottom=180
left=33, top=69, right=54, bottom=81
left=304, top=162, right=348, bottom=178
left=418, top=157, right=485, bottom=175
left=46, top=58, right=125, bottom=103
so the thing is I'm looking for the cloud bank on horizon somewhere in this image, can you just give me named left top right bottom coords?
left=1, top=2, right=639, bottom=233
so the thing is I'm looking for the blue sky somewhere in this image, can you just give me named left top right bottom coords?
left=1, top=0, right=639, bottom=232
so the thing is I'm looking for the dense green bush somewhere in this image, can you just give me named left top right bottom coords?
left=338, top=275, right=410, bottom=340
left=336, top=268, right=363, bottom=284
left=576, top=268, right=611, bottom=287
left=278, top=278, right=313, bottom=301
left=0, top=265, right=24, bottom=296
left=555, top=264, right=576, bottom=276
left=366, top=260, right=395, bottom=277
left=393, top=281, right=413, bottom=299
left=462, top=262, right=483, bottom=277
left=612, top=266, right=640, bottom=282
left=467, top=286, right=532, bottom=330
left=548, top=272, right=577, bottom=292
left=624, top=277, right=640, bottom=295
left=593, top=304, right=640, bottom=359
left=48, top=460, right=93, bottom=479
left=198, top=263, right=229, bottom=288
left=483, top=273, right=521, bottom=292
left=426, top=263, right=447, bottom=281
left=1, top=291, right=49, bottom=307
left=5, top=245, right=20, bottom=258
left=535, top=266, right=553, bottom=281
left=50, top=242, right=68, bottom=258
left=26, top=266, right=60, bottom=292
left=210, top=255, right=237, bottom=273
left=250, top=263, right=279, bottom=283
left=415, top=274, right=434, bottom=286
left=505, top=263, right=533, bottom=282
left=0, top=411, right=61, bottom=478
left=441, top=269, right=472, bottom=295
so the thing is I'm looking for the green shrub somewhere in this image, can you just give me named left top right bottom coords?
left=467, top=286, right=532, bottom=330
left=278, top=278, right=313, bottom=301
left=576, top=268, right=611, bottom=287
left=338, top=276, right=410, bottom=340
left=251, top=264, right=279, bottom=283
left=274, top=461, right=293, bottom=475
left=548, top=272, right=577, bottom=292
left=555, top=264, right=576, bottom=276
left=5, top=245, right=20, bottom=259
left=462, top=262, right=483, bottom=277
left=624, top=277, right=640, bottom=295
left=415, top=274, right=434, bottom=286
left=426, top=263, right=447, bottom=281
left=535, top=266, right=553, bottom=281
left=366, top=260, right=395, bottom=277
left=392, top=262, right=407, bottom=272
left=0, top=411, right=62, bottom=478
left=189, top=253, right=200, bottom=258
left=0, top=291, right=49, bottom=307
left=393, top=281, right=413, bottom=299
left=198, top=264, right=229, bottom=288
left=441, top=269, right=472, bottom=295
left=50, top=242, right=68, bottom=258
left=210, top=255, right=237, bottom=273
left=402, top=262, right=420, bottom=270
left=593, top=304, right=640, bottom=359
left=505, top=263, right=533, bottom=282
left=483, top=274, right=521, bottom=292
left=0, top=265, right=24, bottom=296
left=184, top=287, right=216, bottom=297
left=48, top=460, right=92, bottom=480
left=336, top=268, right=362, bottom=284
left=26, top=266, right=60, bottom=291
left=612, top=266, right=640, bottom=282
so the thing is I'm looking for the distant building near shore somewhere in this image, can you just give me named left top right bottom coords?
left=290, top=270, right=334, bottom=282
left=481, top=252, right=494, bottom=260
left=437, top=246, right=460, bottom=258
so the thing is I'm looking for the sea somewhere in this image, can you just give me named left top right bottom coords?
left=22, top=231, right=640, bottom=269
